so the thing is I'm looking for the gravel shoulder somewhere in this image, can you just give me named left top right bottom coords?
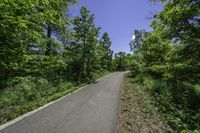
left=118, top=74, right=171, bottom=133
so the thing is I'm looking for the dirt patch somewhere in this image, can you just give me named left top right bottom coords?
left=118, top=74, right=172, bottom=133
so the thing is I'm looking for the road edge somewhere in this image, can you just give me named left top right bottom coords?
left=0, top=72, right=113, bottom=131
left=116, top=72, right=126, bottom=132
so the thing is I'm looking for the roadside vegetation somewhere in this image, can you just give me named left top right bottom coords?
left=127, top=0, right=200, bottom=132
left=0, top=70, right=110, bottom=125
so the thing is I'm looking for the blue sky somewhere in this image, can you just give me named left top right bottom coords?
left=71, top=0, right=163, bottom=53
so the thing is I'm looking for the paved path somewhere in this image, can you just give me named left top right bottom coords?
left=0, top=72, right=124, bottom=133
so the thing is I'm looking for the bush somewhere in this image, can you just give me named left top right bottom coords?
left=130, top=60, right=144, bottom=77
left=135, top=75, right=200, bottom=132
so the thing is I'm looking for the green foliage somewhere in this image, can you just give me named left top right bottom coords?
left=0, top=0, right=76, bottom=88
left=0, top=1, right=113, bottom=86
left=113, top=51, right=128, bottom=71
left=151, top=0, right=200, bottom=83
left=129, top=0, right=200, bottom=132
left=129, top=30, right=148, bottom=51
left=0, top=76, right=78, bottom=124
left=70, top=6, right=101, bottom=82
left=98, top=32, right=113, bottom=71
left=133, top=75, right=200, bottom=132
left=93, top=69, right=110, bottom=80
left=129, top=53, right=144, bottom=76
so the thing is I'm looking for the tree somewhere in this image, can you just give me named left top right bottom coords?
left=139, top=31, right=173, bottom=78
left=129, top=0, right=200, bottom=131
left=113, top=52, right=127, bottom=71
left=0, top=0, right=43, bottom=88
left=98, top=32, right=113, bottom=71
left=71, top=7, right=100, bottom=82
left=151, top=0, right=200, bottom=83
left=129, top=30, right=148, bottom=52
left=42, top=0, right=77, bottom=55
left=0, top=0, right=76, bottom=88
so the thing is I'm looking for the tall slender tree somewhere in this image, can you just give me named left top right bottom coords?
left=98, top=32, right=113, bottom=71
left=71, top=7, right=100, bottom=82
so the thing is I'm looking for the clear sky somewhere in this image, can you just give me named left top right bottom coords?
left=71, top=0, right=163, bottom=53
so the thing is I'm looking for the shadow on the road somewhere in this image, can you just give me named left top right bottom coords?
left=92, top=81, right=99, bottom=84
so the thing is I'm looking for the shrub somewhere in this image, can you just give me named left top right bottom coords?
left=135, top=75, right=200, bottom=132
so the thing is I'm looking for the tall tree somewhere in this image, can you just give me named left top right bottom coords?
left=98, top=32, right=113, bottom=71
left=0, top=0, right=43, bottom=88
left=71, top=7, right=100, bottom=82
left=41, top=0, right=77, bottom=55
left=0, top=0, right=76, bottom=88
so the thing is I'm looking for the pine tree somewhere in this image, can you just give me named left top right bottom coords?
left=99, top=32, right=113, bottom=71
left=71, top=7, right=100, bottom=82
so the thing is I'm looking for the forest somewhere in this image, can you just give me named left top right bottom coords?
left=0, top=0, right=200, bottom=132
left=129, top=0, right=200, bottom=132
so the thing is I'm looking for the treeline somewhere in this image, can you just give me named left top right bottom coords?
left=0, top=0, right=115, bottom=88
left=129, top=0, right=200, bottom=132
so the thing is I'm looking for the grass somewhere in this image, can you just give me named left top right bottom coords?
left=0, top=70, right=111, bottom=125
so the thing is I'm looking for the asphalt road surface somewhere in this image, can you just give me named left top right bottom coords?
left=0, top=72, right=124, bottom=133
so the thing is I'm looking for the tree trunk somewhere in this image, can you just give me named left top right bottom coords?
left=45, top=24, right=52, bottom=55
left=81, top=37, right=86, bottom=81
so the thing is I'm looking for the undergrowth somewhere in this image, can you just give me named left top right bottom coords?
left=133, top=74, right=200, bottom=133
